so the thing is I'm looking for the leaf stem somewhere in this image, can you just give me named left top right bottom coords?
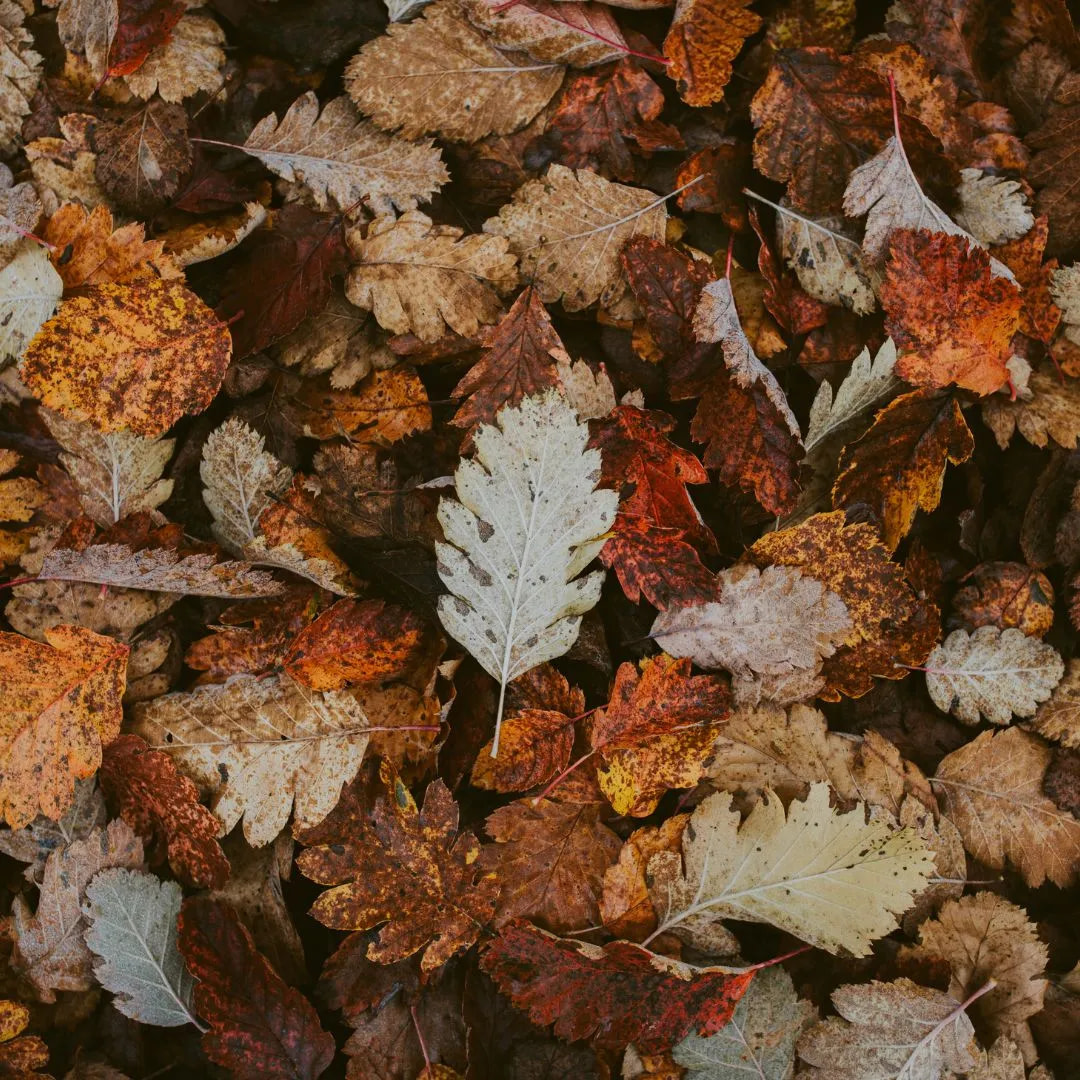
left=533, top=748, right=596, bottom=803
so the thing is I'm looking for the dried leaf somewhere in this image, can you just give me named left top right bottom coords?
left=953, top=562, right=1054, bottom=638
left=955, top=169, right=1035, bottom=246
left=1032, top=657, right=1080, bottom=747
left=0, top=1, right=42, bottom=155
left=0, top=240, right=63, bottom=363
left=981, top=366, right=1080, bottom=450
left=122, top=13, right=225, bottom=103
left=664, top=0, right=760, bottom=106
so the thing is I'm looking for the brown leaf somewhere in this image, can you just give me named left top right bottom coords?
left=952, top=562, right=1055, bottom=638
left=664, top=0, right=761, bottom=106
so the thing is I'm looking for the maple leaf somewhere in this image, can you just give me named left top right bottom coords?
left=296, top=765, right=499, bottom=971
left=479, top=920, right=754, bottom=1052
left=179, top=897, right=335, bottom=1080
left=646, top=783, right=934, bottom=956
left=21, top=278, right=231, bottom=437
left=99, top=734, right=229, bottom=889
left=345, top=1, right=564, bottom=142
left=483, top=164, right=669, bottom=314
left=672, top=966, right=816, bottom=1080
left=216, top=205, right=347, bottom=359
left=664, top=0, right=761, bottom=107
left=747, top=511, right=939, bottom=698
left=480, top=797, right=621, bottom=933
left=880, top=229, right=1022, bottom=397
left=832, top=389, right=974, bottom=551
left=933, top=727, right=1080, bottom=887
left=0, top=240, right=63, bottom=363
left=12, top=819, right=144, bottom=1001
left=345, top=210, right=516, bottom=343
left=900, top=893, right=1048, bottom=1043
left=222, top=92, right=447, bottom=215
left=121, top=13, right=225, bottom=103
left=982, top=366, right=1080, bottom=450
left=436, top=390, right=617, bottom=753
left=83, top=867, right=199, bottom=1027
left=0, top=624, right=127, bottom=829
left=1032, top=658, right=1080, bottom=748
left=924, top=626, right=1063, bottom=725
left=796, top=978, right=981, bottom=1079
left=589, top=654, right=731, bottom=816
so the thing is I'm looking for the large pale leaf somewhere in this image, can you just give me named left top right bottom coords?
left=234, top=93, right=447, bottom=215
left=436, top=390, right=617, bottom=753
left=954, top=169, right=1034, bottom=247
left=0, top=240, right=62, bottom=363
left=83, top=868, right=198, bottom=1027
left=646, top=783, right=934, bottom=956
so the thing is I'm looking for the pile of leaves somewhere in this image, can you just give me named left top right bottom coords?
left=1, top=0, right=1080, bottom=1077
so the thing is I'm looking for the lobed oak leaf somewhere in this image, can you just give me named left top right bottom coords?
left=590, top=654, right=730, bottom=816
left=747, top=511, right=939, bottom=698
left=178, top=897, right=335, bottom=1080
left=924, top=626, right=1063, bottom=726
left=483, top=164, right=668, bottom=314
left=345, top=1, right=564, bottom=142
left=953, top=561, right=1054, bottom=638
left=131, top=673, right=377, bottom=847
left=12, top=819, right=144, bottom=1001
left=99, top=734, right=229, bottom=889
left=933, top=727, right=1080, bottom=887
left=480, top=797, right=621, bottom=933
left=646, top=783, right=934, bottom=956
left=346, top=210, right=516, bottom=343
left=479, top=920, right=754, bottom=1052
left=796, top=978, right=980, bottom=1079
left=297, top=765, right=499, bottom=971
left=21, top=278, right=232, bottom=437
left=981, top=365, right=1080, bottom=450
left=103, top=0, right=184, bottom=79
left=880, top=229, right=1022, bottom=397
left=1032, top=657, right=1080, bottom=748
left=664, top=0, right=761, bottom=107
left=121, top=13, right=226, bottom=103
left=83, top=867, right=199, bottom=1028
left=0, top=240, right=63, bottom=364
left=0, top=624, right=127, bottom=829
left=832, top=388, right=974, bottom=551
left=233, top=92, right=447, bottom=215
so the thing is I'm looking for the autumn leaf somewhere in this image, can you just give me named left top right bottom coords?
left=179, top=897, right=335, bottom=1080
left=121, top=13, right=225, bottom=103
left=664, top=0, right=760, bottom=107
left=0, top=998, right=48, bottom=1076
left=981, top=366, right=1080, bottom=450
left=880, top=229, right=1022, bottom=397
left=0, top=240, right=63, bottom=363
left=482, top=919, right=753, bottom=1052
left=104, top=0, right=185, bottom=79
left=99, top=734, right=229, bottom=889
left=1032, top=658, right=1080, bottom=747
left=0, top=3, right=42, bottom=155
left=296, top=764, right=499, bottom=971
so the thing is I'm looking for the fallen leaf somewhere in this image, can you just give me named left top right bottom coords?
left=121, top=13, right=225, bottom=103
left=0, top=240, right=63, bottom=363
left=952, top=561, right=1055, bottom=638
left=0, top=3, right=42, bottom=155
left=103, top=0, right=185, bottom=79
left=664, top=0, right=760, bottom=106
left=955, top=169, right=1035, bottom=246
left=981, top=366, right=1080, bottom=450
left=0, top=998, right=48, bottom=1076
left=1032, top=657, right=1080, bottom=748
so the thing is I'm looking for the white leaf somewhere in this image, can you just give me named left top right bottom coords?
left=925, top=626, right=1064, bottom=726
left=1051, top=264, right=1080, bottom=347
left=436, top=390, right=617, bottom=754
left=954, top=169, right=1034, bottom=247
left=0, top=240, right=62, bottom=363
left=83, top=868, right=198, bottom=1028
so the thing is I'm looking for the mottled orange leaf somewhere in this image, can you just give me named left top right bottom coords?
left=21, top=279, right=232, bottom=437
left=664, top=0, right=761, bottom=107
left=881, top=229, right=1022, bottom=396
left=953, top=562, right=1055, bottom=639
left=0, top=999, right=48, bottom=1076
left=993, top=216, right=1061, bottom=345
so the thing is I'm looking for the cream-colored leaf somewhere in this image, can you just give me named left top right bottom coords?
left=346, top=210, right=517, bottom=342
left=0, top=240, right=63, bottom=363
left=645, top=783, right=934, bottom=956
left=796, top=978, right=980, bottom=1080
left=555, top=357, right=617, bottom=420
left=843, top=135, right=1014, bottom=280
left=25, top=114, right=106, bottom=213
left=48, top=0, right=117, bottom=81
left=345, top=0, right=563, bottom=142
left=0, top=163, right=41, bottom=261
left=482, top=164, right=667, bottom=313
left=964, top=1038, right=1025, bottom=1080
left=933, top=727, right=1080, bottom=887
left=651, top=564, right=851, bottom=692
left=238, top=93, right=447, bottom=215
left=200, top=418, right=294, bottom=554
left=11, top=819, right=143, bottom=1001
left=900, top=893, right=1047, bottom=1040
left=0, top=1, right=42, bottom=155
left=954, top=169, right=1034, bottom=247
left=1031, top=657, right=1080, bottom=748
left=243, top=535, right=355, bottom=597
left=436, top=390, right=617, bottom=754
left=43, top=409, right=174, bottom=526
left=122, top=14, right=225, bottom=103
left=161, top=202, right=267, bottom=267
left=385, top=0, right=430, bottom=18
left=982, top=366, right=1080, bottom=450
left=925, top=626, right=1063, bottom=726
left=39, top=544, right=284, bottom=599
left=130, top=673, right=375, bottom=847
left=672, top=965, right=816, bottom=1080
left=1051, top=264, right=1080, bottom=347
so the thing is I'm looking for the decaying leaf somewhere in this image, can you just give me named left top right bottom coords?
left=1032, top=657, right=1080, bottom=747
left=121, top=13, right=225, bottom=103
left=663, top=0, right=761, bottom=107
left=982, top=366, right=1080, bottom=450
left=0, top=240, right=63, bottom=363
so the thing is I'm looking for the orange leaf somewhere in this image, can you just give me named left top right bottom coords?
left=664, top=0, right=761, bottom=107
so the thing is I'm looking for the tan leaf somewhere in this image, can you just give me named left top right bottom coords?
left=25, top=114, right=107, bottom=213
left=900, top=893, right=1047, bottom=1041
left=955, top=170, right=1035, bottom=247
left=49, top=0, right=117, bottom=81
left=1051, top=264, right=1080, bottom=346
left=1031, top=657, right=1080, bottom=747
left=796, top=978, right=979, bottom=1079
left=11, top=819, right=143, bottom=1001
left=646, top=783, right=934, bottom=956
left=924, top=626, right=1063, bottom=726
left=346, top=210, right=517, bottom=342
left=130, top=673, right=377, bottom=847
left=965, top=1038, right=1026, bottom=1080
left=159, top=202, right=268, bottom=268
left=482, top=164, right=667, bottom=313
left=236, top=93, right=447, bottom=215
left=0, top=163, right=41, bottom=262
left=122, top=13, right=225, bottom=103
left=0, top=1, right=43, bottom=156
left=933, top=727, right=1080, bottom=887
left=0, top=240, right=63, bottom=363
left=982, top=366, right=1080, bottom=451
left=345, top=0, right=563, bottom=142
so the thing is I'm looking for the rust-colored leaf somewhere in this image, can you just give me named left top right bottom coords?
left=106, top=0, right=187, bottom=78
left=953, top=561, right=1055, bottom=638
left=664, top=0, right=761, bottom=107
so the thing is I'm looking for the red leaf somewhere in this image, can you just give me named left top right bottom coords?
left=106, top=0, right=186, bottom=78
left=749, top=204, right=830, bottom=336
left=178, top=898, right=335, bottom=1080
left=480, top=920, right=753, bottom=1052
